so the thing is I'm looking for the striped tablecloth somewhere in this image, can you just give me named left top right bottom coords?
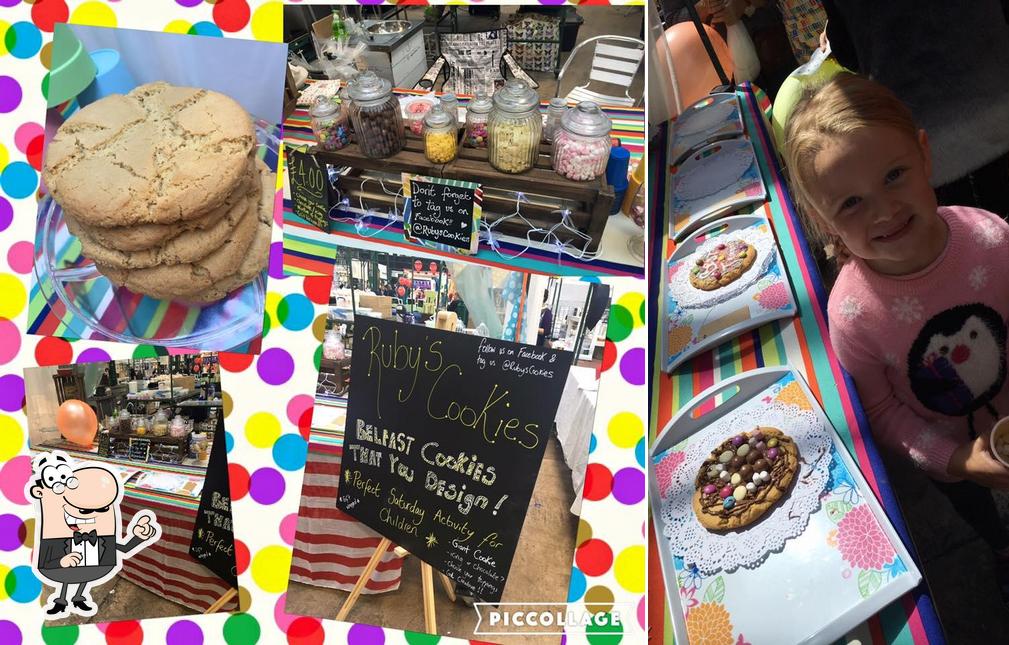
left=282, top=84, right=645, bottom=278
left=648, top=84, right=942, bottom=644
left=289, top=426, right=404, bottom=593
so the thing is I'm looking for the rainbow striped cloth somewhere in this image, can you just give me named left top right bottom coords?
left=648, top=84, right=941, bottom=644
left=282, top=85, right=645, bottom=278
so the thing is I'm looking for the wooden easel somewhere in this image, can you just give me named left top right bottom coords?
left=204, top=587, right=238, bottom=613
left=336, top=537, right=457, bottom=634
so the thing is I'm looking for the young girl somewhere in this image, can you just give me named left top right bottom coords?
left=784, top=72, right=1009, bottom=590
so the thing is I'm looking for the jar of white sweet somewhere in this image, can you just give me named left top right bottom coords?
left=551, top=101, right=612, bottom=182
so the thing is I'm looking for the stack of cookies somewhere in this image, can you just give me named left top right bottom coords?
left=42, top=82, right=275, bottom=302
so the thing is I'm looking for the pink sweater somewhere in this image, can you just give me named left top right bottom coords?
left=827, top=206, right=1009, bottom=481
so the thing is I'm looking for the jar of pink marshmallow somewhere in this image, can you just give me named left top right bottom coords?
left=551, top=101, right=612, bottom=182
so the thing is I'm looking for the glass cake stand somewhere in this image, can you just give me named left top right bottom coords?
left=32, top=120, right=280, bottom=351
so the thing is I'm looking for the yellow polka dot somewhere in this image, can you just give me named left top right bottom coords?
left=614, top=545, right=644, bottom=593
left=164, top=20, right=192, bottom=35
left=245, top=411, right=281, bottom=448
left=265, top=291, right=282, bottom=332
left=70, top=2, right=118, bottom=28
left=222, top=391, right=233, bottom=418
left=0, top=414, right=23, bottom=462
left=617, top=292, right=645, bottom=328
left=251, top=2, right=282, bottom=43
left=0, top=21, right=11, bottom=57
left=0, top=564, right=9, bottom=600
left=607, top=411, right=643, bottom=449
left=0, top=142, right=8, bottom=170
left=251, top=545, right=291, bottom=593
left=22, top=518, right=34, bottom=550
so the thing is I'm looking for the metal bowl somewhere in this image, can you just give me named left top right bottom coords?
left=366, top=21, right=411, bottom=35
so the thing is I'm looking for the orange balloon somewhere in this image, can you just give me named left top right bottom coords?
left=57, top=400, right=98, bottom=447
left=662, top=22, right=735, bottom=113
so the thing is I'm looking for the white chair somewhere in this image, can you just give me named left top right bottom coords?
left=556, top=36, right=645, bottom=108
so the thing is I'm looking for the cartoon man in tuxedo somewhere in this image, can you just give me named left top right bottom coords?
left=28, top=451, right=161, bottom=618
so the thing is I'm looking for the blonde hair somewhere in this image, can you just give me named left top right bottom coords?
left=783, top=72, right=920, bottom=255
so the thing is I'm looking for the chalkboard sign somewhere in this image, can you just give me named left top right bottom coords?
left=287, top=147, right=331, bottom=231
left=189, top=419, right=237, bottom=588
left=97, top=431, right=110, bottom=458
left=128, top=437, right=150, bottom=462
left=403, top=173, right=481, bottom=254
left=336, top=317, right=573, bottom=603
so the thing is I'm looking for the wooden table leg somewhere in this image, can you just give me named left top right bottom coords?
left=437, top=572, right=456, bottom=602
left=336, top=537, right=391, bottom=622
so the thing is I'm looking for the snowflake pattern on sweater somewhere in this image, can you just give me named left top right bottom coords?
left=827, top=206, right=1009, bottom=480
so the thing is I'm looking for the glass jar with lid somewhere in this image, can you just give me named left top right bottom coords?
left=440, top=93, right=460, bottom=129
left=423, top=104, right=458, bottom=164
left=463, top=91, right=492, bottom=149
left=543, top=97, right=568, bottom=143
left=552, top=101, right=612, bottom=182
left=488, top=80, right=543, bottom=174
left=133, top=415, right=149, bottom=436
left=116, top=408, right=132, bottom=435
left=346, top=71, right=405, bottom=159
left=151, top=409, right=169, bottom=437
left=170, top=414, right=188, bottom=438
left=309, top=94, right=351, bottom=152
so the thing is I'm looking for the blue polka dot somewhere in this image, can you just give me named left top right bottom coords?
left=189, top=22, right=223, bottom=37
left=635, top=437, right=645, bottom=468
left=589, top=433, right=597, bottom=454
left=1, top=162, right=37, bottom=199
left=279, top=293, right=314, bottom=331
left=225, top=430, right=234, bottom=453
left=272, top=433, right=307, bottom=471
left=579, top=275, right=601, bottom=283
left=5, top=566, right=41, bottom=603
left=7, top=22, right=43, bottom=59
left=567, top=567, right=586, bottom=601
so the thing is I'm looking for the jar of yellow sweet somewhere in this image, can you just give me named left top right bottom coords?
left=423, top=103, right=458, bottom=164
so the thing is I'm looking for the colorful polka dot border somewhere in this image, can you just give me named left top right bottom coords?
left=0, top=2, right=645, bottom=644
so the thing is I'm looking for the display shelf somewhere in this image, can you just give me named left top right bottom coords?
left=311, top=131, right=614, bottom=252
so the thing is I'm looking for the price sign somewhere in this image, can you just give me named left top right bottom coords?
left=287, top=147, right=332, bottom=231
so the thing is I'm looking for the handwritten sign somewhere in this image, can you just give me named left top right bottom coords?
left=287, top=147, right=331, bottom=231
left=336, top=317, right=573, bottom=603
left=403, top=173, right=481, bottom=254
left=128, top=437, right=150, bottom=462
left=189, top=418, right=237, bottom=588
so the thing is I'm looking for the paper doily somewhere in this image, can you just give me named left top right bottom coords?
left=675, top=99, right=736, bottom=138
left=674, top=141, right=755, bottom=202
left=659, top=400, right=832, bottom=575
left=667, top=227, right=776, bottom=309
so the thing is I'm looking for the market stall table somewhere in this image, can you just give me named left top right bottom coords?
left=28, top=450, right=237, bottom=614
left=648, top=84, right=942, bottom=644
left=555, top=365, right=598, bottom=515
left=282, top=82, right=645, bottom=278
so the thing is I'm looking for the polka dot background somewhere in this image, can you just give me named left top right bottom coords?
left=0, top=2, right=645, bottom=644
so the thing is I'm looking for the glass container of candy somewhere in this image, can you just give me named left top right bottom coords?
left=151, top=409, right=169, bottom=437
left=346, top=71, right=405, bottom=159
left=309, top=95, right=351, bottom=151
left=440, top=93, right=460, bottom=129
left=488, top=80, right=543, bottom=174
left=463, top=91, right=492, bottom=149
left=116, top=408, right=132, bottom=435
left=543, top=97, right=568, bottom=143
left=170, top=414, right=188, bottom=438
left=424, top=104, right=458, bottom=164
left=133, top=415, right=149, bottom=436
left=323, top=328, right=345, bottom=360
left=552, top=101, right=612, bottom=182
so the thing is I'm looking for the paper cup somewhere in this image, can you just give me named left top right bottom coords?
left=989, top=417, right=1009, bottom=467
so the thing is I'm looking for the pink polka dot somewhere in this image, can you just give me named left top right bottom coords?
left=637, top=596, right=645, bottom=629
left=0, top=319, right=21, bottom=365
left=286, top=395, right=313, bottom=426
left=0, top=456, right=31, bottom=505
left=14, top=123, right=43, bottom=154
left=280, top=513, right=298, bottom=545
left=6, top=242, right=33, bottom=274
left=274, top=593, right=297, bottom=633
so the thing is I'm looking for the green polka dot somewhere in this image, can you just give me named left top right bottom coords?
left=41, top=72, right=49, bottom=100
left=586, top=612, right=623, bottom=644
left=277, top=297, right=290, bottom=325
left=262, top=311, right=271, bottom=339
left=42, top=625, right=79, bottom=645
left=132, top=345, right=167, bottom=358
left=639, top=299, right=645, bottom=328
left=606, top=305, right=633, bottom=342
left=314, top=344, right=322, bottom=372
left=223, top=613, right=260, bottom=645
left=405, top=632, right=441, bottom=644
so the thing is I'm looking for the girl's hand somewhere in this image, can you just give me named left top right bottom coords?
left=948, top=436, right=1009, bottom=489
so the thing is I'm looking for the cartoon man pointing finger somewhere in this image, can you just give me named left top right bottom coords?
left=28, top=451, right=161, bottom=618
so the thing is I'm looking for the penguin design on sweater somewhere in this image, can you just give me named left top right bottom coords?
left=907, top=303, right=1007, bottom=437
